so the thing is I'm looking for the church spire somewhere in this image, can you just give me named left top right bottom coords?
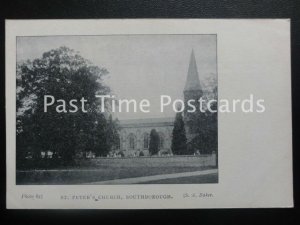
left=184, top=50, right=201, bottom=91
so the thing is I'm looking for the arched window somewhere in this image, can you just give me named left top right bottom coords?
left=143, top=133, right=149, bottom=149
left=116, top=136, right=120, bottom=149
left=159, top=133, right=164, bottom=149
left=128, top=133, right=135, bottom=150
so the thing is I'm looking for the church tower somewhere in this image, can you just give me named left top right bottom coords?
left=183, top=50, right=203, bottom=141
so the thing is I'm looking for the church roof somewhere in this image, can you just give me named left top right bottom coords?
left=184, top=50, right=202, bottom=91
left=120, top=117, right=174, bottom=128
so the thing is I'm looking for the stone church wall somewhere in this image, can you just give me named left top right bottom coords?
left=117, top=124, right=173, bottom=157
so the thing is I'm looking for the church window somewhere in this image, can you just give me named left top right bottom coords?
left=128, top=133, right=135, bottom=150
left=116, top=136, right=120, bottom=149
left=143, top=133, right=149, bottom=149
left=159, top=133, right=164, bottom=149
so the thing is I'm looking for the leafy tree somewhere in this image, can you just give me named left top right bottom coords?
left=171, top=112, right=188, bottom=155
left=107, top=115, right=120, bottom=150
left=190, top=88, right=218, bottom=155
left=94, top=114, right=120, bottom=157
left=190, top=112, right=217, bottom=154
left=16, top=46, right=114, bottom=166
left=149, top=129, right=159, bottom=156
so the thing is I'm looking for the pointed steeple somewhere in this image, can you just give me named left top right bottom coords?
left=184, top=50, right=201, bottom=91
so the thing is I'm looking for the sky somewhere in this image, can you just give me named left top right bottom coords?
left=17, top=35, right=217, bottom=119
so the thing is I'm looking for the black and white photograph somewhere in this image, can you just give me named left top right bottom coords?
left=16, top=35, right=218, bottom=185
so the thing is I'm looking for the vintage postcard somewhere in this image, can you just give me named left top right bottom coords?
left=6, top=19, right=293, bottom=208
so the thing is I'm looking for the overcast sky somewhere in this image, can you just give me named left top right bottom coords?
left=17, top=35, right=217, bottom=119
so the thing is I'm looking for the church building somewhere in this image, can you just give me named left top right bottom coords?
left=112, top=50, right=203, bottom=157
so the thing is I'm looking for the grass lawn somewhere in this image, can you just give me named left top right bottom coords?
left=139, top=173, right=218, bottom=184
left=17, top=156, right=217, bottom=184
left=17, top=166, right=217, bottom=185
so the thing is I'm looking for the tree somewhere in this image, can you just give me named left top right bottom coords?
left=96, top=115, right=120, bottom=156
left=190, top=112, right=217, bottom=154
left=190, top=87, right=218, bottom=155
left=171, top=112, right=188, bottom=155
left=16, top=46, right=114, bottom=166
left=149, top=129, right=159, bottom=156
